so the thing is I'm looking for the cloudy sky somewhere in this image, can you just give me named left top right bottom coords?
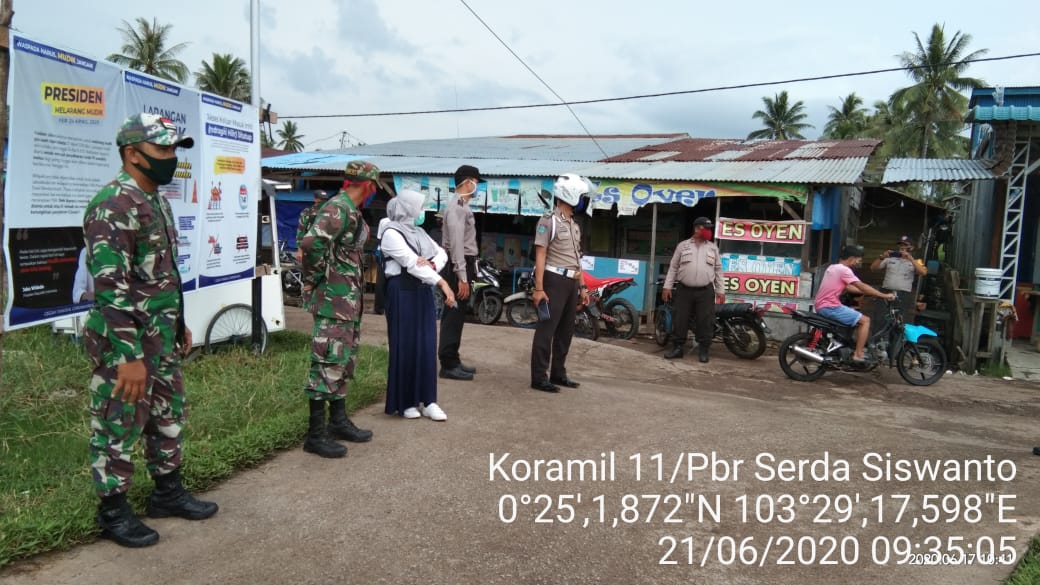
left=13, top=0, right=1040, bottom=150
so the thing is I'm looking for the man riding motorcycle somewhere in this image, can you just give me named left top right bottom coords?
left=813, top=244, right=895, bottom=364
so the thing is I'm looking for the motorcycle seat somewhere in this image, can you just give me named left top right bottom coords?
left=582, top=273, right=634, bottom=292
left=715, top=303, right=754, bottom=319
left=789, top=309, right=855, bottom=339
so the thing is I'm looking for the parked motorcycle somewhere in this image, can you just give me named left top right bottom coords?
left=279, top=240, right=304, bottom=301
left=504, top=271, right=599, bottom=340
left=777, top=295, right=946, bottom=385
left=581, top=272, right=640, bottom=339
left=653, top=292, right=770, bottom=359
left=434, top=257, right=504, bottom=325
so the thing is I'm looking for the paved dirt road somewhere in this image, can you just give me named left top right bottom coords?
left=4, top=308, right=1038, bottom=585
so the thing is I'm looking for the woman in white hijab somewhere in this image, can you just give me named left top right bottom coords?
left=378, top=189, right=456, bottom=421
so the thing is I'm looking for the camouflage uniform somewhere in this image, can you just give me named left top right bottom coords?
left=83, top=166, right=188, bottom=497
left=299, top=162, right=378, bottom=400
left=295, top=191, right=329, bottom=245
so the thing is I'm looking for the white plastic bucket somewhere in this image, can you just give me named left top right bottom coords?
left=974, top=268, right=1001, bottom=298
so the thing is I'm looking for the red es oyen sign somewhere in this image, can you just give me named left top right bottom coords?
left=717, top=218, right=807, bottom=244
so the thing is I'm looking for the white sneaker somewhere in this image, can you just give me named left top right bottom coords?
left=402, top=407, right=421, bottom=419
left=421, top=403, right=447, bottom=421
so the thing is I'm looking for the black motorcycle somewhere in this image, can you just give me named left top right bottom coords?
left=279, top=240, right=304, bottom=301
left=434, top=257, right=504, bottom=325
left=653, top=295, right=770, bottom=359
left=777, top=295, right=946, bottom=386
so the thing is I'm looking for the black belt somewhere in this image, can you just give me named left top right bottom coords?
left=679, top=283, right=713, bottom=291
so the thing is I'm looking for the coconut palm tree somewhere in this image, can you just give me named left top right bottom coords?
left=276, top=121, right=305, bottom=152
left=823, top=93, right=869, bottom=139
left=107, top=17, right=190, bottom=83
left=195, top=53, right=251, bottom=102
left=890, top=24, right=987, bottom=157
left=747, top=91, right=813, bottom=140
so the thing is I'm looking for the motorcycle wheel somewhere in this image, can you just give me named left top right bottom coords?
left=281, top=267, right=302, bottom=298
left=895, top=338, right=946, bottom=386
left=778, top=332, right=827, bottom=382
left=505, top=299, right=538, bottom=328
left=604, top=299, right=639, bottom=340
left=654, top=305, right=670, bottom=347
left=477, top=292, right=504, bottom=325
left=575, top=308, right=599, bottom=341
left=722, top=319, right=767, bottom=360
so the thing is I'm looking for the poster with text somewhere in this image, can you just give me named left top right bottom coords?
left=123, top=71, right=202, bottom=291
left=3, top=35, right=125, bottom=328
left=196, top=93, right=260, bottom=288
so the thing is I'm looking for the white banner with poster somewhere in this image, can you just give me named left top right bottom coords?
left=196, top=93, right=260, bottom=288
left=3, top=35, right=125, bottom=328
left=3, top=32, right=260, bottom=331
left=123, top=71, right=202, bottom=291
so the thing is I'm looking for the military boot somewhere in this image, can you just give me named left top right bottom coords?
left=303, top=399, right=347, bottom=458
left=663, top=342, right=684, bottom=359
left=327, top=399, right=373, bottom=442
left=147, top=470, right=219, bottom=520
left=97, top=492, right=160, bottom=548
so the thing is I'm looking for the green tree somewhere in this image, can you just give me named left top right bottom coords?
left=747, top=91, right=813, bottom=140
left=195, top=53, right=251, bottom=102
left=107, top=17, right=190, bottom=83
left=276, top=121, right=305, bottom=152
left=823, top=93, right=869, bottom=139
left=890, top=24, right=987, bottom=157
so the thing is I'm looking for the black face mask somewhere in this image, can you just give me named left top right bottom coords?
left=134, top=149, right=178, bottom=186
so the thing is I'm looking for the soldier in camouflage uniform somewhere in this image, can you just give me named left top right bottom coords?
left=294, top=189, right=329, bottom=264
left=297, top=160, right=380, bottom=458
left=83, top=113, right=218, bottom=548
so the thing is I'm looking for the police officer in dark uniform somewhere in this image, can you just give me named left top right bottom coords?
left=662, top=216, right=725, bottom=362
left=530, top=174, right=593, bottom=392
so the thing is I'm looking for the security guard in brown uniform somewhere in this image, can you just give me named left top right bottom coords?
left=662, top=216, right=725, bottom=362
left=530, top=174, right=593, bottom=392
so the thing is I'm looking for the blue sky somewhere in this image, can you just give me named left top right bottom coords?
left=13, top=0, right=1040, bottom=149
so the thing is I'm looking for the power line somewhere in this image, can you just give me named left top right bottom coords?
left=457, top=0, right=608, bottom=158
left=281, top=52, right=1040, bottom=120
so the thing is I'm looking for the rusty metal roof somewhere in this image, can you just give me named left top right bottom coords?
left=882, top=158, right=999, bottom=184
left=263, top=135, right=878, bottom=184
left=604, top=138, right=881, bottom=163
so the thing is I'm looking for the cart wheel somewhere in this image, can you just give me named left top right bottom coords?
left=205, top=303, right=268, bottom=354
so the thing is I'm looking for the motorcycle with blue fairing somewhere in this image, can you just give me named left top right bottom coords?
left=777, top=295, right=946, bottom=385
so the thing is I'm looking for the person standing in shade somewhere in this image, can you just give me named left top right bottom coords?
left=295, top=189, right=329, bottom=264
left=83, top=113, right=217, bottom=548
left=530, top=173, right=593, bottom=393
left=870, top=235, right=927, bottom=319
left=662, top=217, right=725, bottom=363
left=378, top=189, right=457, bottom=420
left=438, top=165, right=482, bottom=381
left=297, top=161, right=380, bottom=458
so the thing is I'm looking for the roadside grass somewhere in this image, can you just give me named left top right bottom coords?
left=1005, top=535, right=1040, bottom=585
left=980, top=357, right=1013, bottom=378
left=0, top=326, right=387, bottom=568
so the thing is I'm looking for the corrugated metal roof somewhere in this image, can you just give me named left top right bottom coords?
left=605, top=138, right=881, bottom=163
left=262, top=135, right=874, bottom=184
left=330, top=135, right=685, bottom=162
left=576, top=158, right=870, bottom=185
left=882, top=158, right=999, bottom=184
left=966, top=105, right=1040, bottom=122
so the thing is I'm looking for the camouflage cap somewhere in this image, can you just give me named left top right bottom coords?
left=343, top=160, right=380, bottom=181
left=116, top=113, right=195, bottom=148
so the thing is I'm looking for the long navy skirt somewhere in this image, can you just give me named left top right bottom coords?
left=384, top=274, right=439, bottom=415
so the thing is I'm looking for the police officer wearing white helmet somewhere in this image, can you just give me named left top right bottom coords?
left=529, top=173, right=593, bottom=392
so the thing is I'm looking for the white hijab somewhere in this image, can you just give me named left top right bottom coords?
left=377, top=189, right=437, bottom=258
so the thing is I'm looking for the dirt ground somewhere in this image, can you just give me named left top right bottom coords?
left=3, top=304, right=1038, bottom=585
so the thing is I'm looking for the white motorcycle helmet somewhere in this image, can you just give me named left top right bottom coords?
left=553, top=173, right=595, bottom=216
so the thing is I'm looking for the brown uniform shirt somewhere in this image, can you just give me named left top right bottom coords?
left=663, top=238, right=724, bottom=291
left=534, top=210, right=582, bottom=271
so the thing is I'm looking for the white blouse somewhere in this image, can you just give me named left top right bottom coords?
left=381, top=229, right=447, bottom=286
